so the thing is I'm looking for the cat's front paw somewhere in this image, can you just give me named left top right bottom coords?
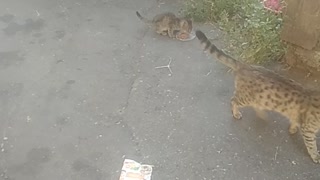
left=288, top=124, right=298, bottom=134
left=232, top=111, right=242, bottom=120
left=161, top=32, right=168, bottom=36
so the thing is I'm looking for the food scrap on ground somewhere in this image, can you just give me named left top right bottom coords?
left=176, top=30, right=196, bottom=41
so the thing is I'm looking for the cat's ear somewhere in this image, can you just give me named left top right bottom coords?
left=181, top=20, right=189, bottom=27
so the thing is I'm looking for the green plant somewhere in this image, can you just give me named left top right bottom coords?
left=183, top=0, right=286, bottom=64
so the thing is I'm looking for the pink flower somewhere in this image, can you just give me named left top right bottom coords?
left=263, top=0, right=282, bottom=13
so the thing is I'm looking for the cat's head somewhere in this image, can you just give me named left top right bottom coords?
left=179, top=18, right=193, bottom=33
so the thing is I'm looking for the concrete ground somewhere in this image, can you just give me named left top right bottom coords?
left=0, top=0, right=319, bottom=179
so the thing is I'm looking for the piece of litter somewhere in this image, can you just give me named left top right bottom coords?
left=27, top=116, right=31, bottom=122
left=119, top=159, right=153, bottom=180
left=274, top=146, right=279, bottom=161
left=155, top=57, right=173, bottom=76
left=35, top=10, right=40, bottom=16
left=206, top=70, right=212, bottom=76
left=3, top=137, right=8, bottom=141
left=291, top=161, right=297, bottom=165
left=0, top=143, right=4, bottom=152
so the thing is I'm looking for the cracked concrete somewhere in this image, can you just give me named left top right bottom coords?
left=0, top=0, right=319, bottom=179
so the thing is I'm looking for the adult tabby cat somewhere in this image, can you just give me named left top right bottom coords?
left=196, top=30, right=320, bottom=163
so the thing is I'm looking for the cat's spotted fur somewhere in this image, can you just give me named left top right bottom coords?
left=136, top=11, right=192, bottom=38
left=196, top=30, right=320, bottom=163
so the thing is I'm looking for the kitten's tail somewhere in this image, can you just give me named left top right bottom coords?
left=136, top=11, right=152, bottom=24
left=195, top=30, right=241, bottom=70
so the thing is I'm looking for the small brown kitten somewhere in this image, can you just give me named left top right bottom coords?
left=196, top=30, right=320, bottom=163
left=136, top=11, right=193, bottom=38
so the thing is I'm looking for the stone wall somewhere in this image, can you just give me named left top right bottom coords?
left=281, top=0, right=320, bottom=70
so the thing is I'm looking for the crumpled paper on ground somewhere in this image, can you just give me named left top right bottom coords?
left=119, top=159, right=153, bottom=180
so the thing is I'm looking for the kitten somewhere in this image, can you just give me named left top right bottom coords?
left=136, top=11, right=193, bottom=38
left=196, top=30, right=320, bottom=163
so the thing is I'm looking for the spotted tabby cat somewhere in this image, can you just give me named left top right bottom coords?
left=136, top=11, right=192, bottom=38
left=196, top=30, right=320, bottom=163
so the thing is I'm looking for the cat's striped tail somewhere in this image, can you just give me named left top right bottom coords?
left=136, top=11, right=152, bottom=24
left=195, top=30, right=241, bottom=70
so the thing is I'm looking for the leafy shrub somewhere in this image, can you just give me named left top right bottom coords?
left=183, top=0, right=286, bottom=64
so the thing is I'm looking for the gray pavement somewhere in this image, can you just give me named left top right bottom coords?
left=0, top=0, right=319, bottom=179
